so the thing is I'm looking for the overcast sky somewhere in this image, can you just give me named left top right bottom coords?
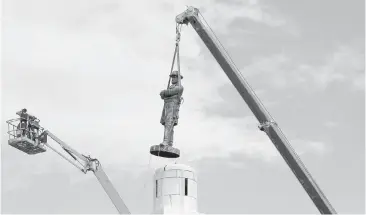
left=1, top=0, right=364, bottom=214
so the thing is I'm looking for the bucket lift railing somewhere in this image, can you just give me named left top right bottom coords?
left=6, top=118, right=44, bottom=140
left=6, top=117, right=47, bottom=155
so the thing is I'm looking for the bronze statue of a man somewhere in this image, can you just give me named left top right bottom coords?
left=160, top=70, right=184, bottom=146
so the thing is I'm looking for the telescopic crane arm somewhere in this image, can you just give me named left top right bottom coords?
left=38, top=131, right=130, bottom=214
left=176, top=6, right=336, bottom=214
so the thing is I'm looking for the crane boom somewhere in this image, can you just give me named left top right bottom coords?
left=176, top=6, right=336, bottom=214
left=39, top=130, right=131, bottom=214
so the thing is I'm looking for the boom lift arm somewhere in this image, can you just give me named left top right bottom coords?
left=176, top=6, right=336, bottom=214
left=37, top=130, right=130, bottom=214
left=6, top=113, right=130, bottom=214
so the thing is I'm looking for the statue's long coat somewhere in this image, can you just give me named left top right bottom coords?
left=160, top=84, right=184, bottom=126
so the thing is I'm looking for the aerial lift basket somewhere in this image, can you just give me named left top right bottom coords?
left=6, top=118, right=47, bottom=155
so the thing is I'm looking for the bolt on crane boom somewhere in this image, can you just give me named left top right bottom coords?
left=176, top=6, right=336, bottom=214
left=6, top=112, right=130, bottom=214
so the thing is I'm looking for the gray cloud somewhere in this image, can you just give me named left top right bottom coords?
left=2, top=0, right=364, bottom=214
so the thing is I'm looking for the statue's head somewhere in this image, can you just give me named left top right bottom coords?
left=22, top=108, right=27, bottom=113
left=170, top=70, right=183, bottom=84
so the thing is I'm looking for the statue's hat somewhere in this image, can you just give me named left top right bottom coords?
left=170, top=70, right=183, bottom=79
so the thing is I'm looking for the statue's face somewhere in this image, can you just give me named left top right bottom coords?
left=171, top=75, right=178, bottom=84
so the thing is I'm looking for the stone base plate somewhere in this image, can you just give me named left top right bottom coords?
left=150, top=145, right=180, bottom=158
left=8, top=137, right=46, bottom=155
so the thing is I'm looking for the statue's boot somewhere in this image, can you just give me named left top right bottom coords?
left=160, top=141, right=169, bottom=146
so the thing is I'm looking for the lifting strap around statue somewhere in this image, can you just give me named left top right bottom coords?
left=167, top=23, right=183, bottom=89
left=166, top=24, right=184, bottom=105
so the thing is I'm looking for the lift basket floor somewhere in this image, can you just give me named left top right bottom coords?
left=8, top=137, right=46, bottom=155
